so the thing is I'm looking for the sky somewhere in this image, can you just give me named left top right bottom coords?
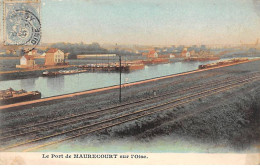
left=40, top=0, right=260, bottom=45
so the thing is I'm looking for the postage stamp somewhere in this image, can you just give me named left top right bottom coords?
left=3, top=0, right=41, bottom=47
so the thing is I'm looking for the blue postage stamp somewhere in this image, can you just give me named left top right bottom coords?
left=3, top=0, right=41, bottom=46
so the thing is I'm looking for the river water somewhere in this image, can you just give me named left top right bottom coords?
left=0, top=58, right=250, bottom=98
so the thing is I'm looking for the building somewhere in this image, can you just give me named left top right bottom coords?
left=169, top=54, right=175, bottom=58
left=147, top=50, right=158, bottom=58
left=189, top=50, right=196, bottom=56
left=181, top=48, right=191, bottom=57
left=16, top=55, right=36, bottom=68
left=45, top=48, right=65, bottom=66
left=186, top=51, right=191, bottom=57
left=65, top=53, right=70, bottom=59
left=77, top=54, right=116, bottom=59
left=181, top=50, right=191, bottom=57
left=28, top=49, right=37, bottom=56
left=181, top=48, right=187, bottom=57
left=41, top=53, right=46, bottom=57
left=142, top=52, right=148, bottom=57
left=158, top=54, right=170, bottom=58
left=27, top=49, right=43, bottom=58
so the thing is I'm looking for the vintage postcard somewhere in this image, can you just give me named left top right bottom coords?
left=0, top=0, right=260, bottom=165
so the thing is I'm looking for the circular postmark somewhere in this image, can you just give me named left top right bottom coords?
left=5, top=3, right=41, bottom=52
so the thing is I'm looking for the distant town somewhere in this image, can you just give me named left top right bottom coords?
left=0, top=40, right=260, bottom=74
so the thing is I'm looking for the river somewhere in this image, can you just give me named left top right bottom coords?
left=0, top=59, right=249, bottom=98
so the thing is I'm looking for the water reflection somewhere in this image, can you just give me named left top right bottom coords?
left=20, top=78, right=36, bottom=90
left=47, top=76, right=65, bottom=92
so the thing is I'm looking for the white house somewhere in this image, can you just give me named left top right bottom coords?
left=16, top=55, right=36, bottom=68
left=41, top=53, right=46, bottom=57
left=20, top=56, right=27, bottom=65
left=170, top=54, right=175, bottom=58
left=147, top=50, right=158, bottom=58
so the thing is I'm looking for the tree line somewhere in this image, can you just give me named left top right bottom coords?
left=50, top=42, right=109, bottom=59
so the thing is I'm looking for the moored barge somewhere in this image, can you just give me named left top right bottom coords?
left=198, top=58, right=249, bottom=69
left=0, top=88, right=41, bottom=105
left=42, top=69, right=88, bottom=77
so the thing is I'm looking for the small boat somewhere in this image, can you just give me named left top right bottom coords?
left=42, top=71, right=60, bottom=77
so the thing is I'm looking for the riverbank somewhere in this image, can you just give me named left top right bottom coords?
left=0, top=65, right=77, bottom=81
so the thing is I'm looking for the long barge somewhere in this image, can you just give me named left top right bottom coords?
left=198, top=58, right=249, bottom=69
left=0, top=88, right=41, bottom=105
left=78, top=63, right=145, bottom=72
left=42, top=69, right=88, bottom=77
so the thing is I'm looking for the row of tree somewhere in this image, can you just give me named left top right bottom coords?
left=50, top=42, right=109, bottom=59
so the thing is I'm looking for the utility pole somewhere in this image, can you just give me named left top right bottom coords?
left=119, top=53, right=122, bottom=103
left=96, top=54, right=97, bottom=67
left=108, top=54, right=109, bottom=67
left=116, top=43, right=122, bottom=103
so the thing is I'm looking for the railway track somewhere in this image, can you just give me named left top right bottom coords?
left=20, top=75, right=260, bottom=152
left=0, top=73, right=259, bottom=152
left=0, top=71, right=224, bottom=124
left=0, top=73, right=229, bottom=134
left=119, top=71, right=225, bottom=99
left=0, top=72, right=258, bottom=139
